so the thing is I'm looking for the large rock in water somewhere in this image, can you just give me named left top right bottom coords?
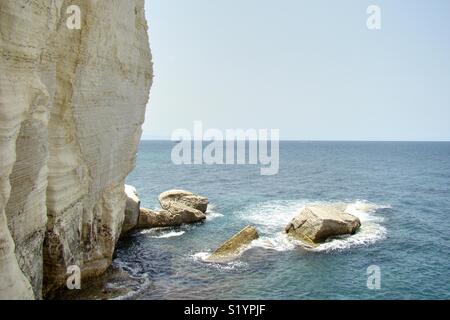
left=285, top=205, right=361, bottom=246
left=136, top=189, right=208, bottom=228
left=138, top=208, right=172, bottom=228
left=159, top=190, right=209, bottom=213
left=121, top=185, right=141, bottom=236
left=0, top=0, right=152, bottom=299
left=138, top=205, right=206, bottom=228
left=164, top=203, right=207, bottom=224
left=138, top=190, right=208, bottom=228
left=207, top=226, right=259, bottom=263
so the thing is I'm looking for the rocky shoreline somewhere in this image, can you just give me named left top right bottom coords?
left=50, top=186, right=364, bottom=299
left=120, top=187, right=363, bottom=262
left=52, top=188, right=210, bottom=300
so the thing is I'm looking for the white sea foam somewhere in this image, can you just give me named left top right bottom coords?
left=153, top=230, right=186, bottom=238
left=250, top=233, right=297, bottom=252
left=192, top=251, right=248, bottom=270
left=238, top=199, right=389, bottom=253
left=139, top=228, right=186, bottom=238
left=311, top=200, right=389, bottom=252
left=206, top=203, right=224, bottom=221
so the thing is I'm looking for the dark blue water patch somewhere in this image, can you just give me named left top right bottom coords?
left=115, top=236, right=176, bottom=279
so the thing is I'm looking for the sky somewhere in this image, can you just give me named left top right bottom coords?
left=142, top=0, right=450, bottom=141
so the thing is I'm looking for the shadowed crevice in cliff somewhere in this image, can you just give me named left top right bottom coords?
left=6, top=116, right=49, bottom=299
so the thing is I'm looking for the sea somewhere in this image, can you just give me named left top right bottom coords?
left=110, top=141, right=450, bottom=300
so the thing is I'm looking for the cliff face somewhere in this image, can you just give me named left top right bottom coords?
left=0, top=0, right=153, bottom=299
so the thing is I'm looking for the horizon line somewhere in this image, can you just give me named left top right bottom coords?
left=140, top=139, right=450, bottom=143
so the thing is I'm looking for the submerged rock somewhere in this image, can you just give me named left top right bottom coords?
left=121, top=185, right=141, bottom=236
left=285, top=205, right=361, bottom=246
left=207, top=226, right=259, bottom=263
left=159, top=190, right=209, bottom=213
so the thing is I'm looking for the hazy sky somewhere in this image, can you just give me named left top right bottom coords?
left=143, top=0, right=450, bottom=141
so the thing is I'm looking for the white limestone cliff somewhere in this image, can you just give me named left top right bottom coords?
left=0, top=0, right=153, bottom=299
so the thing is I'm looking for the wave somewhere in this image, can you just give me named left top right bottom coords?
left=205, top=203, right=224, bottom=221
left=192, top=252, right=248, bottom=271
left=152, top=230, right=185, bottom=239
left=138, top=228, right=186, bottom=238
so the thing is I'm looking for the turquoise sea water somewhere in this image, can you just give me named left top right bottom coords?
left=116, top=141, right=450, bottom=299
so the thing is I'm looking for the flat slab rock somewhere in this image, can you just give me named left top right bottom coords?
left=206, top=226, right=259, bottom=263
left=285, top=205, right=361, bottom=246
